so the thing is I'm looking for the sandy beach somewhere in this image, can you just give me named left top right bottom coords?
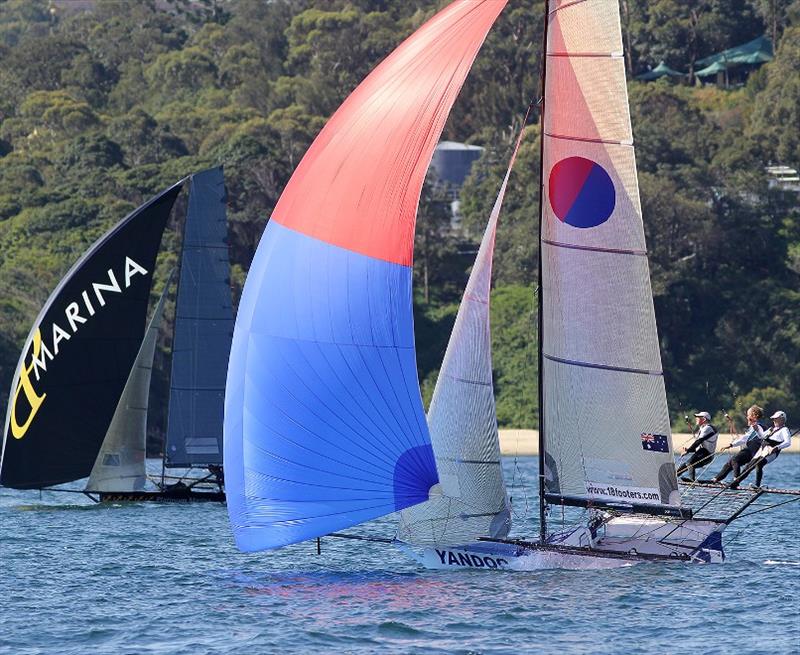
left=498, top=430, right=800, bottom=456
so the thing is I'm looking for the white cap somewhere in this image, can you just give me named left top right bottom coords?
left=770, top=410, right=787, bottom=420
left=695, top=412, right=711, bottom=421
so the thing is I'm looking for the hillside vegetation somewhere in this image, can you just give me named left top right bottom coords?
left=0, top=0, right=798, bottom=437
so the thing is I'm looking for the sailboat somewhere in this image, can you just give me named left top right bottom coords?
left=223, top=0, right=795, bottom=566
left=1, top=167, right=231, bottom=503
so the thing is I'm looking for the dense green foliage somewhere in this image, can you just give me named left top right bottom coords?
left=0, top=0, right=797, bottom=438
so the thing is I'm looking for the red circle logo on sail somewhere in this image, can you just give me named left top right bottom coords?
left=549, top=157, right=615, bottom=228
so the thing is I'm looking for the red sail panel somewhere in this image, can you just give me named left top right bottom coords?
left=272, top=0, right=508, bottom=266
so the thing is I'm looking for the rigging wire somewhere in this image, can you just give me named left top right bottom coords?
left=732, top=496, right=800, bottom=520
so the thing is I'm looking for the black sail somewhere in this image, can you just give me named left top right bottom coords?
left=165, top=167, right=232, bottom=467
left=0, top=183, right=182, bottom=488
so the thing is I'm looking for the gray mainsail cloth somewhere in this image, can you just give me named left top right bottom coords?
left=540, top=0, right=680, bottom=509
left=85, top=280, right=170, bottom=493
left=165, top=167, right=233, bottom=468
left=397, top=131, right=526, bottom=546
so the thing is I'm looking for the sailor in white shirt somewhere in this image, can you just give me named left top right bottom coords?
left=713, top=405, right=766, bottom=482
left=677, top=412, right=718, bottom=482
left=730, top=410, right=793, bottom=488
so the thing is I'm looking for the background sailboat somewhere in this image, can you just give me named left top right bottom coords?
left=89, top=167, right=231, bottom=502
left=1, top=167, right=232, bottom=503
left=164, top=166, right=233, bottom=472
left=0, top=182, right=181, bottom=490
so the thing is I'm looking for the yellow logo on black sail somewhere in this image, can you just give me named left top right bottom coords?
left=7, top=256, right=149, bottom=440
left=10, top=328, right=47, bottom=440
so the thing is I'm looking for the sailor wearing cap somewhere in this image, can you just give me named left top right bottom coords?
left=730, top=411, right=792, bottom=488
left=677, top=412, right=719, bottom=482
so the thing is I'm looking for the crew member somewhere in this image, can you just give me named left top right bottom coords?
left=713, top=405, right=765, bottom=483
left=730, top=410, right=792, bottom=488
left=677, top=411, right=718, bottom=482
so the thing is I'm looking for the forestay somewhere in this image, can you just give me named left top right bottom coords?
left=540, top=0, right=680, bottom=509
left=85, top=280, right=171, bottom=493
left=165, top=167, right=233, bottom=468
left=396, top=126, right=529, bottom=547
left=224, top=0, right=508, bottom=552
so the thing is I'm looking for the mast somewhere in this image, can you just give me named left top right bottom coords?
left=537, top=0, right=551, bottom=544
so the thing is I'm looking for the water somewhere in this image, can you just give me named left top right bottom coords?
left=2, top=456, right=799, bottom=655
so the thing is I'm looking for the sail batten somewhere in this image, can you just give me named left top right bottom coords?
left=543, top=354, right=663, bottom=376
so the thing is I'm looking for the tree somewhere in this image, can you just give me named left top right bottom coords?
left=748, top=26, right=800, bottom=168
left=107, top=109, right=188, bottom=166
left=283, top=7, right=398, bottom=116
left=414, top=175, right=461, bottom=304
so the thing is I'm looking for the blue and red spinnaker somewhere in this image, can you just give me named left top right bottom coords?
left=224, top=0, right=508, bottom=552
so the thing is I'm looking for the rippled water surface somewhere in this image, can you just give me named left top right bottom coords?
left=2, top=457, right=799, bottom=654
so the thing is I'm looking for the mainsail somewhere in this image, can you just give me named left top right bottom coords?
left=0, top=183, right=182, bottom=489
left=85, top=279, right=171, bottom=493
left=224, top=0, right=508, bottom=552
left=396, top=128, right=528, bottom=547
left=165, top=167, right=232, bottom=468
left=540, top=0, right=680, bottom=512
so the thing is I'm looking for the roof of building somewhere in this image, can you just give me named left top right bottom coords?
left=435, top=141, right=485, bottom=152
left=695, top=35, right=773, bottom=68
left=636, top=61, right=684, bottom=81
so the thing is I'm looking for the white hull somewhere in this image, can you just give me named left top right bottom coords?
left=398, top=516, right=726, bottom=571
left=399, top=543, right=634, bottom=571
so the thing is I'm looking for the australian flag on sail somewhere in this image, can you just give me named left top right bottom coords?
left=641, top=433, right=670, bottom=453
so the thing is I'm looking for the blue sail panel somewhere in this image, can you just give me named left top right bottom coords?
left=165, top=167, right=233, bottom=467
left=225, top=221, right=437, bottom=552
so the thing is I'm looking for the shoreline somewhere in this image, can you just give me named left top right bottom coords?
left=498, top=430, right=800, bottom=456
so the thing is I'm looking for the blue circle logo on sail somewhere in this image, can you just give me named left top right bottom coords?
left=549, top=156, right=615, bottom=228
